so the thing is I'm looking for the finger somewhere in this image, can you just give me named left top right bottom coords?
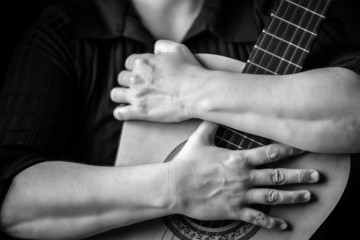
left=113, top=105, right=141, bottom=121
left=190, top=121, right=219, bottom=144
left=245, top=188, right=311, bottom=206
left=117, top=70, right=132, bottom=87
left=118, top=72, right=144, bottom=87
left=154, top=40, right=187, bottom=54
left=125, top=54, right=152, bottom=70
left=237, top=207, right=287, bottom=231
left=245, top=143, right=304, bottom=166
left=125, top=54, right=140, bottom=70
left=252, top=168, right=319, bottom=186
left=110, top=87, right=132, bottom=103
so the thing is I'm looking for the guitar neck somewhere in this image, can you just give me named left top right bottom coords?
left=215, top=0, right=332, bottom=150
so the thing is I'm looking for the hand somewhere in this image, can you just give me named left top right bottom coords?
left=167, top=121, right=319, bottom=231
left=111, top=40, right=210, bottom=122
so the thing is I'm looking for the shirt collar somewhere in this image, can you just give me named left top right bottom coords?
left=70, top=0, right=260, bottom=45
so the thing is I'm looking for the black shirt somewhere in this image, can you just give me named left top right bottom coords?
left=0, top=0, right=359, bottom=238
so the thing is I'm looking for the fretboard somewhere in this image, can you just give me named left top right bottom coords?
left=215, top=0, right=332, bottom=150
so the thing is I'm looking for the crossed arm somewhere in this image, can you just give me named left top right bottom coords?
left=1, top=125, right=316, bottom=239
left=111, top=40, right=360, bottom=153
left=2, top=39, right=358, bottom=239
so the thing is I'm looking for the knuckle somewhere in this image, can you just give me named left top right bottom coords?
left=298, top=170, right=306, bottom=183
left=236, top=151, right=248, bottom=165
left=244, top=151, right=258, bottom=166
left=134, top=58, right=147, bottom=67
left=130, top=76, right=141, bottom=85
left=290, top=192, right=297, bottom=203
left=266, top=189, right=280, bottom=204
left=136, top=103, right=148, bottom=115
left=126, top=55, right=137, bottom=67
left=287, top=145, right=294, bottom=155
left=271, top=168, right=285, bottom=185
left=252, top=213, right=265, bottom=226
left=229, top=151, right=241, bottom=164
left=226, top=205, right=239, bottom=219
left=247, top=172, right=256, bottom=185
left=133, top=87, right=146, bottom=98
left=266, top=146, right=279, bottom=161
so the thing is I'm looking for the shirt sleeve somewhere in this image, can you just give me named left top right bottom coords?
left=304, top=15, right=360, bottom=74
left=0, top=6, right=78, bottom=219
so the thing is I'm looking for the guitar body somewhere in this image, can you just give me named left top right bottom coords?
left=87, top=55, right=351, bottom=240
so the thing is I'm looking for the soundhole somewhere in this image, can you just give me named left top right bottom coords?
left=163, top=141, right=269, bottom=240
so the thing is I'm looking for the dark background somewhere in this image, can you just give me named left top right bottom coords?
left=0, top=0, right=359, bottom=239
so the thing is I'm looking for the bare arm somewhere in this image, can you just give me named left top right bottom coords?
left=1, top=122, right=317, bottom=239
left=1, top=161, right=172, bottom=239
left=195, top=67, right=360, bottom=153
left=111, top=40, right=360, bottom=153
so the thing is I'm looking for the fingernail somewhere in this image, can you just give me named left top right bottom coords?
left=267, top=147, right=279, bottom=160
left=303, top=192, right=311, bottom=201
left=310, top=171, right=319, bottom=182
left=280, top=222, right=287, bottom=230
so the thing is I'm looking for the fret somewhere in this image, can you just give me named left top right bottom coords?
left=225, top=127, right=265, bottom=147
left=262, top=30, right=309, bottom=53
left=246, top=60, right=277, bottom=75
left=254, top=45, right=303, bottom=69
left=290, top=0, right=329, bottom=13
left=215, top=136, right=245, bottom=150
left=267, top=18, right=316, bottom=50
left=284, top=0, right=325, bottom=18
left=277, top=1, right=324, bottom=32
left=245, top=49, right=299, bottom=75
left=215, top=0, right=333, bottom=153
left=258, top=31, right=309, bottom=66
left=306, top=0, right=330, bottom=14
left=249, top=51, right=300, bottom=75
left=270, top=14, right=317, bottom=36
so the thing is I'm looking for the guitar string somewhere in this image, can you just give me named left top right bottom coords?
left=259, top=0, right=303, bottom=75
left=213, top=0, right=329, bottom=144
left=216, top=0, right=288, bottom=149
left=252, top=0, right=289, bottom=75
left=212, top=0, right=329, bottom=238
left=173, top=1, right=330, bottom=240
left=209, top=1, right=288, bottom=239
left=282, top=0, right=324, bottom=74
left=285, top=0, right=332, bottom=74
left=273, top=0, right=309, bottom=74
left=214, top=0, right=289, bottom=153
left=160, top=226, right=167, bottom=240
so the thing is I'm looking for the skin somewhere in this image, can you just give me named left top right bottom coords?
left=0, top=0, right=322, bottom=239
left=111, top=40, right=360, bottom=153
left=0, top=122, right=318, bottom=239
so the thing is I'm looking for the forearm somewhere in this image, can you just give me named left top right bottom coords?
left=0, top=161, right=174, bottom=239
left=194, top=67, right=360, bottom=153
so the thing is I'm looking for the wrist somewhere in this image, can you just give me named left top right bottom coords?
left=182, top=66, right=212, bottom=119
left=164, top=161, right=192, bottom=215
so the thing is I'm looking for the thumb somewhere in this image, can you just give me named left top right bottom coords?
left=190, top=121, right=219, bottom=144
left=154, top=40, right=187, bottom=54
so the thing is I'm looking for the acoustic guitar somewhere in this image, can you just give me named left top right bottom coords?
left=89, top=0, right=350, bottom=239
